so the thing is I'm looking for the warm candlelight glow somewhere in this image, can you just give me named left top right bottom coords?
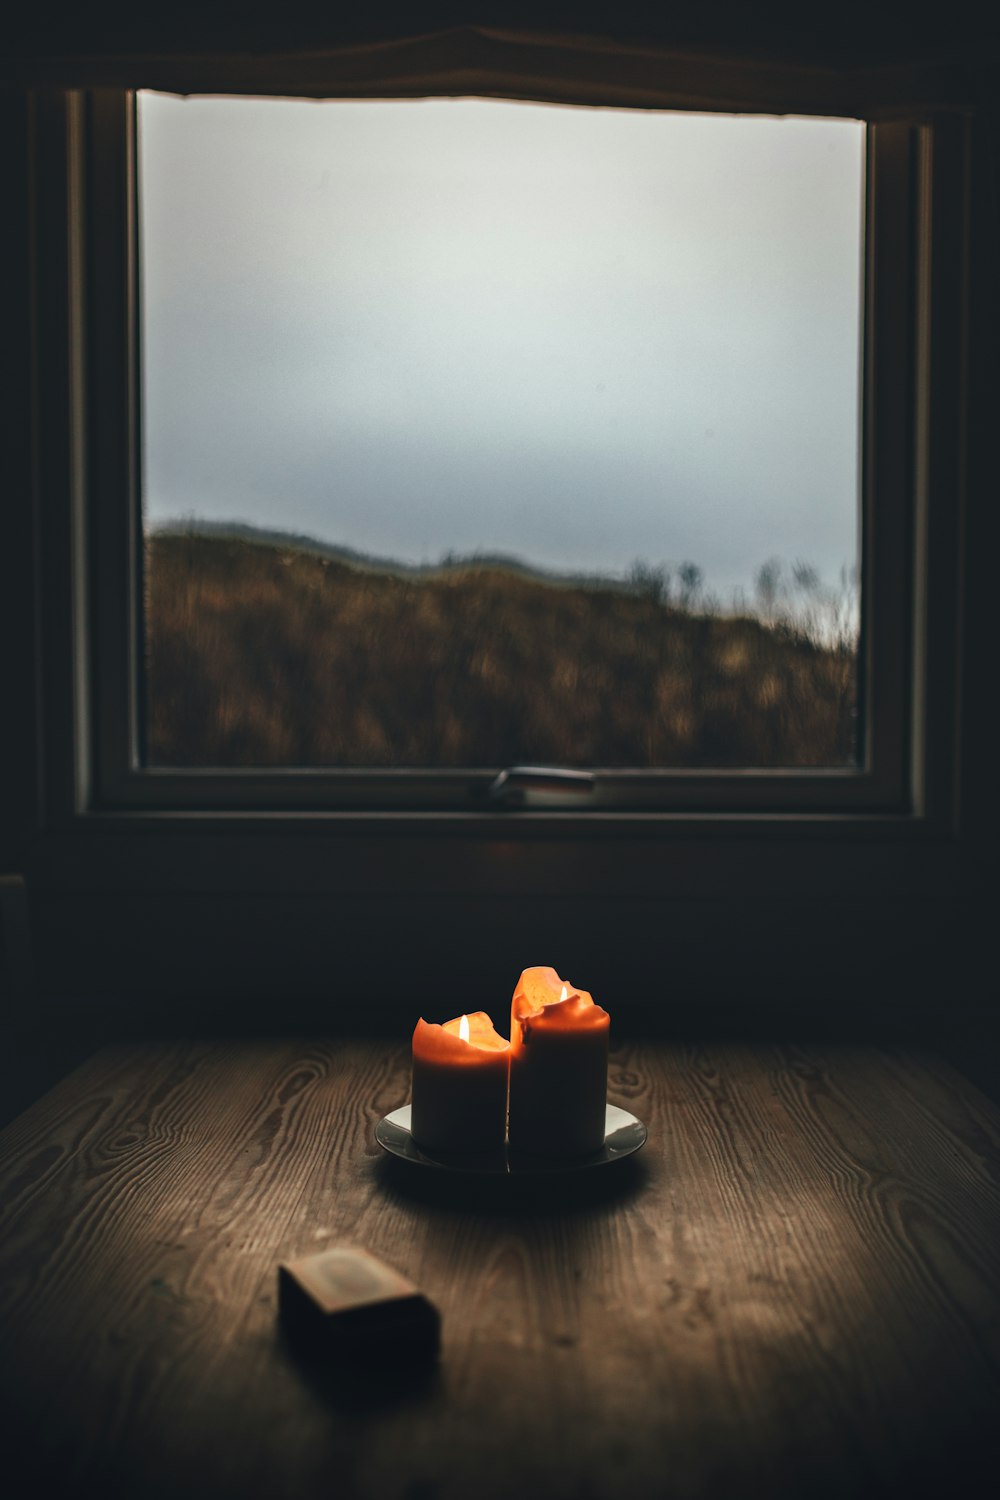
left=511, top=968, right=606, bottom=1036
left=409, top=974, right=608, bottom=1158
left=508, top=966, right=610, bottom=1155
left=410, top=1012, right=510, bottom=1153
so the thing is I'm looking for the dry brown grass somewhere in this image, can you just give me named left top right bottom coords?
left=144, top=533, right=857, bottom=768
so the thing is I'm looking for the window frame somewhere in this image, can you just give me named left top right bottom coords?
left=32, top=87, right=966, bottom=834
left=41, top=85, right=953, bottom=822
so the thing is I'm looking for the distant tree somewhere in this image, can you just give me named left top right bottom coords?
left=751, top=556, right=860, bottom=651
left=792, top=561, right=820, bottom=594
left=627, top=560, right=669, bottom=605
left=677, top=561, right=703, bottom=609
left=755, top=558, right=783, bottom=620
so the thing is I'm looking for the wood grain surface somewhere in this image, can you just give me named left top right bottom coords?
left=1, top=1040, right=998, bottom=1500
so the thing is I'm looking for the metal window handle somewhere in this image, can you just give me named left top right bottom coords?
left=487, top=766, right=596, bottom=807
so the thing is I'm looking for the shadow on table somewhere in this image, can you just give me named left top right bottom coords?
left=278, top=1321, right=444, bottom=1416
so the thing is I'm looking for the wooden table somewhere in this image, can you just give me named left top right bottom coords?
left=1, top=1039, right=999, bottom=1499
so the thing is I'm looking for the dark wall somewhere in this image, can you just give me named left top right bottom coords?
left=6, top=1, right=1000, bottom=69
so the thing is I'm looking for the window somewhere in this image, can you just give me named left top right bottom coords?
left=137, top=93, right=864, bottom=782
left=60, top=89, right=957, bottom=816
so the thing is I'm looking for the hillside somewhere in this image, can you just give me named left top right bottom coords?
left=144, top=531, right=857, bottom=768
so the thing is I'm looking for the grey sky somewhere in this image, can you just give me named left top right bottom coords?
left=139, top=93, right=863, bottom=600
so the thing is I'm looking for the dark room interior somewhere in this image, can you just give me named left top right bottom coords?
left=2, top=4, right=999, bottom=1498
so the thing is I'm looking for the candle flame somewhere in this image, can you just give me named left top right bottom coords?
left=559, top=984, right=568, bottom=1002
left=459, top=1013, right=470, bottom=1043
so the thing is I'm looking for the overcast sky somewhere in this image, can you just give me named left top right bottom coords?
left=139, top=93, right=863, bottom=601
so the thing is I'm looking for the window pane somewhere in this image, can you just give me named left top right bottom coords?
left=138, top=93, right=863, bottom=770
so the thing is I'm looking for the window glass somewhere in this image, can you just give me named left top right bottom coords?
left=138, top=92, right=863, bottom=770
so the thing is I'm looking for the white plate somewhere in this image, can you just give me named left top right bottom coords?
left=374, top=1104, right=647, bottom=1176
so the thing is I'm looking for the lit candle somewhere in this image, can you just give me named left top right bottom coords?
left=507, top=966, right=610, bottom=1155
left=410, top=1011, right=510, bottom=1153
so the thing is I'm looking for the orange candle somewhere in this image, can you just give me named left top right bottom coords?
left=410, top=1011, right=510, bottom=1153
left=507, top=966, right=610, bottom=1155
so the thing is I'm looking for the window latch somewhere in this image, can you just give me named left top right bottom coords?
left=486, top=766, right=596, bottom=809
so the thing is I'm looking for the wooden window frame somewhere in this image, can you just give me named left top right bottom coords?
left=34, top=90, right=965, bottom=825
